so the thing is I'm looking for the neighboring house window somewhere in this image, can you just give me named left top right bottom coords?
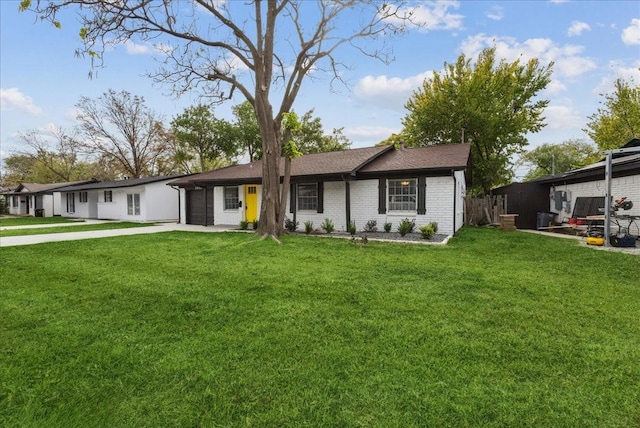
left=388, top=179, right=417, bottom=211
left=79, top=192, right=88, bottom=203
left=127, top=193, right=140, bottom=215
left=297, top=183, right=318, bottom=211
left=224, top=186, right=239, bottom=210
left=12, top=196, right=18, bottom=208
left=104, top=190, right=112, bottom=202
left=67, top=193, right=75, bottom=213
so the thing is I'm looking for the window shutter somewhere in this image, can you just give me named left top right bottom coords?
left=317, top=182, right=324, bottom=213
left=290, top=183, right=296, bottom=213
left=417, top=176, right=426, bottom=215
left=378, top=178, right=386, bottom=214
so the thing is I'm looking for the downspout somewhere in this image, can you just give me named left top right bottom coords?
left=452, top=169, right=457, bottom=234
left=170, top=185, right=181, bottom=224
left=204, top=186, right=208, bottom=227
left=345, top=178, right=351, bottom=227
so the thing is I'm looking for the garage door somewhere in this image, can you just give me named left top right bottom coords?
left=186, top=188, right=214, bottom=225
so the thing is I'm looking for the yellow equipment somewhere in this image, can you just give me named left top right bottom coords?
left=586, top=236, right=605, bottom=246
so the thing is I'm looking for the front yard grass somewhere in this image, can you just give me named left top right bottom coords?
left=0, top=221, right=156, bottom=237
left=0, top=216, right=82, bottom=227
left=1, top=227, right=638, bottom=427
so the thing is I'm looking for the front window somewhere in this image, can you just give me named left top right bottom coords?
left=388, top=179, right=417, bottom=211
left=127, top=193, right=140, bottom=215
left=67, top=193, right=75, bottom=213
left=297, top=183, right=318, bottom=211
left=104, top=190, right=112, bottom=202
left=79, top=192, right=88, bottom=203
left=224, top=186, right=239, bottom=210
left=12, top=196, right=18, bottom=208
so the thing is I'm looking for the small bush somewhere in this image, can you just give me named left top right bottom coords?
left=284, top=217, right=299, bottom=232
left=420, top=224, right=435, bottom=239
left=383, top=222, right=392, bottom=233
left=364, top=219, right=378, bottom=232
left=253, top=219, right=259, bottom=230
left=304, top=220, right=314, bottom=234
left=347, top=221, right=357, bottom=235
left=239, top=220, right=249, bottom=230
left=429, top=222, right=438, bottom=233
left=397, top=218, right=415, bottom=236
left=321, top=218, right=335, bottom=233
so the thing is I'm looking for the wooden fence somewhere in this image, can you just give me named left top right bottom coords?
left=464, top=195, right=507, bottom=226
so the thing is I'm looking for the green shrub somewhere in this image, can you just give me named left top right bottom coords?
left=304, top=220, right=314, bottom=234
left=397, top=218, right=415, bottom=236
left=239, top=220, right=249, bottom=230
left=321, top=218, right=335, bottom=233
left=364, top=219, right=378, bottom=232
left=383, top=222, right=392, bottom=233
left=284, top=217, right=299, bottom=232
left=347, top=221, right=357, bottom=235
left=429, top=222, right=438, bottom=233
left=420, top=224, right=435, bottom=239
left=252, top=219, right=259, bottom=230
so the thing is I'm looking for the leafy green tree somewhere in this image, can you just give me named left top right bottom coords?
left=170, top=105, right=238, bottom=173
left=401, top=47, right=553, bottom=193
left=584, top=76, right=640, bottom=150
left=23, top=0, right=417, bottom=238
left=518, top=139, right=600, bottom=181
left=292, top=109, right=351, bottom=154
left=231, top=102, right=262, bottom=162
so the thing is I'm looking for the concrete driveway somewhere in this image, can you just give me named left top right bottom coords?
left=0, top=222, right=237, bottom=247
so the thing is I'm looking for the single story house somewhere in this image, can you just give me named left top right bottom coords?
left=55, top=175, right=187, bottom=222
left=493, top=138, right=640, bottom=230
left=169, top=144, right=471, bottom=236
left=3, top=180, right=98, bottom=217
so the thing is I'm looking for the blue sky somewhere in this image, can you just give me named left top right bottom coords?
left=1, top=1, right=639, bottom=179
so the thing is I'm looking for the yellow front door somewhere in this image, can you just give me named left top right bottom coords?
left=244, top=185, right=258, bottom=222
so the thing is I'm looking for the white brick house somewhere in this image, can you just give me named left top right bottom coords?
left=170, top=144, right=471, bottom=236
left=3, top=180, right=98, bottom=217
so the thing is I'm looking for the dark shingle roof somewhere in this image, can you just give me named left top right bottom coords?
left=170, top=144, right=471, bottom=187
left=359, top=144, right=471, bottom=173
left=5, top=180, right=98, bottom=195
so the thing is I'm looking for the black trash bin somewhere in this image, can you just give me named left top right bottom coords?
left=536, top=212, right=554, bottom=230
left=35, top=208, right=44, bottom=217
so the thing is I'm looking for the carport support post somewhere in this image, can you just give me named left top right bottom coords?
left=604, top=152, right=612, bottom=247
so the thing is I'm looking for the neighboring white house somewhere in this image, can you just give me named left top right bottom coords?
left=56, top=175, right=186, bottom=222
left=169, top=144, right=471, bottom=236
left=3, top=180, right=98, bottom=217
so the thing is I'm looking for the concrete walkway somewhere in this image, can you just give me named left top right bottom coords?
left=0, top=223, right=237, bottom=247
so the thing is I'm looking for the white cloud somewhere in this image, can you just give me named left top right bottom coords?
left=545, top=79, right=567, bottom=95
left=621, top=18, right=640, bottom=45
left=154, top=43, right=175, bottom=55
left=0, top=88, right=42, bottom=115
left=460, top=34, right=596, bottom=77
left=387, top=1, right=464, bottom=32
left=353, top=72, right=432, bottom=110
left=124, top=40, right=151, bottom=55
left=567, top=21, right=590, bottom=37
left=486, top=6, right=504, bottom=21
left=593, top=61, right=640, bottom=95
left=345, top=125, right=400, bottom=145
left=543, top=105, right=584, bottom=130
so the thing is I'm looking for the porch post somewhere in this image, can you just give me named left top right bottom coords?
left=345, top=180, right=351, bottom=227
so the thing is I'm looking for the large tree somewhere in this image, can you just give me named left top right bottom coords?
left=170, top=105, right=238, bottom=173
left=231, top=101, right=263, bottom=162
left=401, top=47, right=553, bottom=193
left=584, top=76, right=640, bottom=150
left=23, top=0, right=417, bottom=238
left=75, top=89, right=170, bottom=178
left=518, top=139, right=600, bottom=181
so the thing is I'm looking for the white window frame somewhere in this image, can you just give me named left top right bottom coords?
left=104, top=190, right=112, bottom=203
left=12, top=196, right=18, bottom=208
left=297, top=183, right=318, bottom=211
left=79, top=191, right=88, bottom=203
left=224, top=186, right=239, bottom=210
left=388, top=178, right=417, bottom=212
left=127, top=193, right=140, bottom=215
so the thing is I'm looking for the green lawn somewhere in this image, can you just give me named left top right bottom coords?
left=0, top=216, right=83, bottom=227
left=0, top=221, right=156, bottom=237
left=1, top=228, right=638, bottom=427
